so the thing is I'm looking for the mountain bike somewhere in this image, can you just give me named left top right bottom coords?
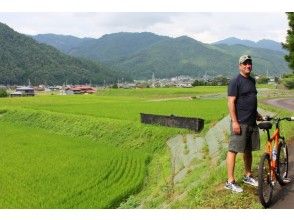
left=257, top=116, right=294, bottom=208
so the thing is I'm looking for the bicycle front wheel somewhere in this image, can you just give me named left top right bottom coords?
left=277, top=140, right=289, bottom=186
left=258, top=153, right=273, bottom=208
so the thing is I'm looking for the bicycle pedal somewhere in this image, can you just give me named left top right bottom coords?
left=283, top=178, right=291, bottom=184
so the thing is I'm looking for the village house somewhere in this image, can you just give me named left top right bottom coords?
left=64, top=85, right=96, bottom=95
left=10, top=86, right=35, bottom=97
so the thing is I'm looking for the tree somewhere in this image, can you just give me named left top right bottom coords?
left=256, top=75, right=269, bottom=84
left=0, top=88, right=8, bottom=97
left=283, top=12, right=294, bottom=72
left=281, top=73, right=294, bottom=89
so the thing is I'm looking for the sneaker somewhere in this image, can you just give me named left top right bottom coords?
left=224, top=181, right=243, bottom=193
left=243, top=175, right=258, bottom=187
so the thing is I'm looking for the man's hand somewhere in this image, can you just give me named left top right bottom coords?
left=256, top=113, right=263, bottom=121
left=232, top=121, right=241, bottom=134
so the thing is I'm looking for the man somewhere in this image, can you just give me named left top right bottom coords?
left=225, top=55, right=262, bottom=193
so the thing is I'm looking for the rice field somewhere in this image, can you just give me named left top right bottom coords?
left=0, top=87, right=229, bottom=208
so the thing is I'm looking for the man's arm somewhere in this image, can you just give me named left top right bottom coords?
left=228, top=96, right=240, bottom=134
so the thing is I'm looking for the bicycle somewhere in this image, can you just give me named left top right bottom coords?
left=257, top=116, right=294, bottom=208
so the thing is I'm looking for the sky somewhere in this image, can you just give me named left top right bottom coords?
left=0, top=0, right=292, bottom=44
left=0, top=12, right=289, bottom=44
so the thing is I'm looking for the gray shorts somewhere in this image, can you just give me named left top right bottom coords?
left=228, top=123, right=260, bottom=153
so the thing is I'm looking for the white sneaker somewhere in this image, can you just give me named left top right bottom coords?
left=243, top=175, right=258, bottom=187
left=224, top=181, right=243, bottom=193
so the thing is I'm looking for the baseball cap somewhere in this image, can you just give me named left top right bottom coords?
left=239, top=55, right=252, bottom=64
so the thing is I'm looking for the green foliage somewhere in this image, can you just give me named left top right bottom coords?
left=0, top=87, right=8, bottom=97
left=281, top=73, right=294, bottom=89
left=283, top=12, right=294, bottom=72
left=34, top=32, right=290, bottom=79
left=256, top=75, right=270, bottom=84
left=0, top=22, right=128, bottom=85
left=192, top=79, right=205, bottom=86
left=282, top=73, right=294, bottom=89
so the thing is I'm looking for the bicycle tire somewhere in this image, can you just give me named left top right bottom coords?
left=276, top=140, right=289, bottom=186
left=258, top=153, right=273, bottom=208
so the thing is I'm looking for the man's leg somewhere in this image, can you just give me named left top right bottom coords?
left=243, top=150, right=258, bottom=187
left=243, top=150, right=252, bottom=177
left=227, top=150, right=237, bottom=182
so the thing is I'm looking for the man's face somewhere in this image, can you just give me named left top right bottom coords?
left=239, top=60, right=252, bottom=76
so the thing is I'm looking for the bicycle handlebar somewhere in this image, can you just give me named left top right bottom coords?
left=262, top=116, right=294, bottom=122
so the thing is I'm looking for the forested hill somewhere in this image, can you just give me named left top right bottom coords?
left=0, top=22, right=129, bottom=85
left=33, top=32, right=290, bottom=79
left=34, top=32, right=169, bottom=63
left=212, top=37, right=285, bottom=53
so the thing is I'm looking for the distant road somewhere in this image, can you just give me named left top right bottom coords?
left=264, top=98, right=294, bottom=111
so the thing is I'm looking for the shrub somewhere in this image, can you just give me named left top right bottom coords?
left=0, top=88, right=8, bottom=98
left=281, top=73, right=294, bottom=89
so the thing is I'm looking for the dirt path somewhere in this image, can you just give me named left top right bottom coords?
left=264, top=98, right=294, bottom=112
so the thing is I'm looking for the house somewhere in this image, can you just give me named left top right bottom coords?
left=64, top=85, right=96, bottom=95
left=10, top=87, right=35, bottom=97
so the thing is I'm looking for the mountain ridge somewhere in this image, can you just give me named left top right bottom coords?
left=32, top=32, right=290, bottom=79
left=212, top=37, right=285, bottom=53
left=0, top=22, right=128, bottom=85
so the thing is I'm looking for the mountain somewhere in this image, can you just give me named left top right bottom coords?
left=111, top=36, right=237, bottom=79
left=32, top=34, right=95, bottom=54
left=213, top=37, right=285, bottom=53
left=0, top=23, right=129, bottom=85
left=32, top=32, right=290, bottom=79
left=33, top=32, right=169, bottom=63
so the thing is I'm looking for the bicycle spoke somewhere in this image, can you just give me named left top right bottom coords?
left=258, top=153, right=273, bottom=208
left=277, top=141, right=289, bottom=185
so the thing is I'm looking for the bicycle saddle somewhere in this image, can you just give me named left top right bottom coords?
left=258, top=122, right=272, bottom=130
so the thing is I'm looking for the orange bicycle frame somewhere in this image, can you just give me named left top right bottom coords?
left=264, top=128, right=280, bottom=180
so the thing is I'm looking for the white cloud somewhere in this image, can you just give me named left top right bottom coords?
left=0, top=12, right=289, bottom=43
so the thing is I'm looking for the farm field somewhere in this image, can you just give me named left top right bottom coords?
left=0, top=121, right=147, bottom=208
left=0, top=87, right=228, bottom=208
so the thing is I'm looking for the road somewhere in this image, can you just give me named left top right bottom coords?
left=265, top=98, right=294, bottom=112
left=270, top=139, right=294, bottom=208
left=264, top=98, right=294, bottom=208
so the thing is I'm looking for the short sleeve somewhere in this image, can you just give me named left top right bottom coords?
left=228, top=77, right=238, bottom=97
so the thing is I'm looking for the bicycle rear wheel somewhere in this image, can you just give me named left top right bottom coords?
left=258, top=153, right=273, bottom=208
left=276, top=140, right=289, bottom=186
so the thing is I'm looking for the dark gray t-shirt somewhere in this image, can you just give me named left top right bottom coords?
left=228, top=74, right=257, bottom=125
